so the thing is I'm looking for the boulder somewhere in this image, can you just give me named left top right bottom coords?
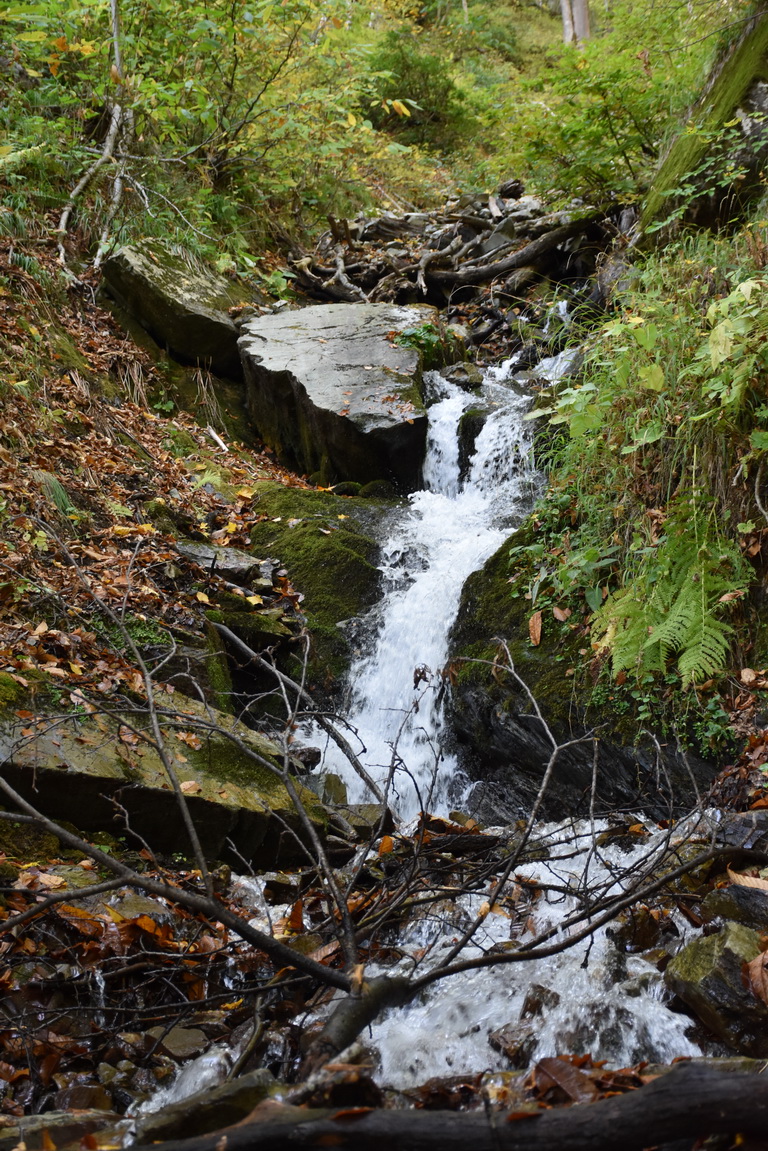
left=702, top=883, right=768, bottom=931
left=0, top=693, right=326, bottom=866
left=447, top=529, right=717, bottom=821
left=102, top=240, right=246, bottom=377
left=238, top=303, right=437, bottom=489
left=665, top=922, right=768, bottom=1055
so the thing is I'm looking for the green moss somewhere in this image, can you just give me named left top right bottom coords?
left=450, top=526, right=582, bottom=733
left=0, top=672, right=25, bottom=711
left=164, top=428, right=198, bottom=458
left=0, top=815, right=60, bottom=861
left=143, top=497, right=178, bottom=535
left=202, top=621, right=235, bottom=712
left=248, top=482, right=381, bottom=681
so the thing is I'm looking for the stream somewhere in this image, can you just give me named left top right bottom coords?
left=136, top=351, right=704, bottom=1116
left=313, top=358, right=552, bottom=819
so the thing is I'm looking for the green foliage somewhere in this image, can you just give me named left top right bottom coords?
left=365, top=31, right=476, bottom=148
left=515, top=225, right=768, bottom=724
left=591, top=496, right=749, bottom=684
left=483, top=0, right=723, bottom=200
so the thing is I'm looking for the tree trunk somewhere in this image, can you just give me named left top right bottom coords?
left=641, top=6, right=768, bottom=236
left=132, top=1064, right=768, bottom=1151
left=560, top=0, right=576, bottom=44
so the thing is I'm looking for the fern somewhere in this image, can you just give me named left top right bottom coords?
left=593, top=508, right=748, bottom=684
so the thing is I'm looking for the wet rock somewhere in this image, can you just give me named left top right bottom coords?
left=238, top=303, right=437, bottom=490
left=448, top=532, right=718, bottom=821
left=110, top=892, right=175, bottom=921
left=148, top=1025, right=209, bottom=1060
left=0, top=1112, right=123, bottom=1151
left=702, top=883, right=768, bottom=931
left=52, top=1084, right=113, bottom=1111
left=102, top=239, right=247, bottom=377
left=488, top=1022, right=536, bottom=1068
left=441, top=361, right=483, bottom=390
left=664, top=921, right=768, bottom=1055
left=133, top=1068, right=274, bottom=1143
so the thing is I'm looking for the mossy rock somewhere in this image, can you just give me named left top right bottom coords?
left=0, top=693, right=327, bottom=867
left=0, top=672, right=26, bottom=713
left=246, top=482, right=382, bottom=683
left=448, top=522, right=717, bottom=820
left=0, top=814, right=60, bottom=861
left=665, top=922, right=768, bottom=1055
left=102, top=239, right=247, bottom=378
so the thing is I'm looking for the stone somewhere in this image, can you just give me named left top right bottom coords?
left=52, top=1085, right=113, bottom=1111
left=702, top=883, right=768, bottom=931
left=175, top=541, right=261, bottom=584
left=238, top=303, right=437, bottom=490
left=448, top=530, right=718, bottom=821
left=0, top=1112, right=123, bottom=1151
left=147, top=1025, right=209, bottom=1060
left=0, top=693, right=326, bottom=867
left=488, top=1022, right=536, bottom=1068
left=665, top=921, right=768, bottom=1055
left=102, top=239, right=246, bottom=377
left=440, top=361, right=483, bottom=390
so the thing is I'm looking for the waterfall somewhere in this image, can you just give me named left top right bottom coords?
left=314, top=364, right=542, bottom=820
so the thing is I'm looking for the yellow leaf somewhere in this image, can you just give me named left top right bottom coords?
left=225, top=522, right=238, bottom=534
left=236, top=487, right=255, bottom=498
left=246, top=595, right=263, bottom=606
left=196, top=591, right=210, bottom=603
left=68, top=662, right=83, bottom=675
left=347, top=112, right=357, bottom=126
left=391, top=99, right=411, bottom=118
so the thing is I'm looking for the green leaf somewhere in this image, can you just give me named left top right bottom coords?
left=638, top=363, right=665, bottom=392
left=620, top=421, right=665, bottom=453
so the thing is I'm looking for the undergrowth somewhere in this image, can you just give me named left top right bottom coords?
left=510, top=223, right=768, bottom=755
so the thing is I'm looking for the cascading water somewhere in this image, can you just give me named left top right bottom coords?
left=355, top=820, right=702, bottom=1088
left=315, top=363, right=543, bottom=819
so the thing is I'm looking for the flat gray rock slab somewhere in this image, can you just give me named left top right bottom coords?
left=239, top=302, right=437, bottom=489
left=102, top=239, right=245, bottom=377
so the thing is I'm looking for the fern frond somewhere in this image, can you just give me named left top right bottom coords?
left=677, top=617, right=733, bottom=683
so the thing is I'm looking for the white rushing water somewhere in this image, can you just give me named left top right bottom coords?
left=315, top=363, right=543, bottom=819
left=319, top=820, right=702, bottom=1088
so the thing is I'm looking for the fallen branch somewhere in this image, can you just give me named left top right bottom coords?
left=130, top=1063, right=768, bottom=1151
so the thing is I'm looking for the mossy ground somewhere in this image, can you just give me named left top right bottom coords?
left=247, top=481, right=383, bottom=683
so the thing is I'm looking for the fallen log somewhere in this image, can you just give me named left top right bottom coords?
left=132, top=1063, right=768, bottom=1151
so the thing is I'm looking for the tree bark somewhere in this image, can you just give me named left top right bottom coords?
left=132, top=1064, right=768, bottom=1151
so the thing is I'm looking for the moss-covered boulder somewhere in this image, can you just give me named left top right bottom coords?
left=0, top=693, right=326, bottom=867
left=243, top=482, right=385, bottom=684
left=447, top=526, right=717, bottom=821
left=102, top=240, right=247, bottom=377
left=238, top=303, right=438, bottom=489
left=665, top=923, right=768, bottom=1055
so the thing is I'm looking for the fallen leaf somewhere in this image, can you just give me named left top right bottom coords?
left=741, top=668, right=758, bottom=685
left=728, top=867, right=768, bottom=891
left=745, top=950, right=768, bottom=1005
left=552, top=605, right=571, bottom=622
left=180, top=780, right=202, bottom=795
left=528, top=610, right=542, bottom=646
left=378, top=835, right=394, bottom=855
